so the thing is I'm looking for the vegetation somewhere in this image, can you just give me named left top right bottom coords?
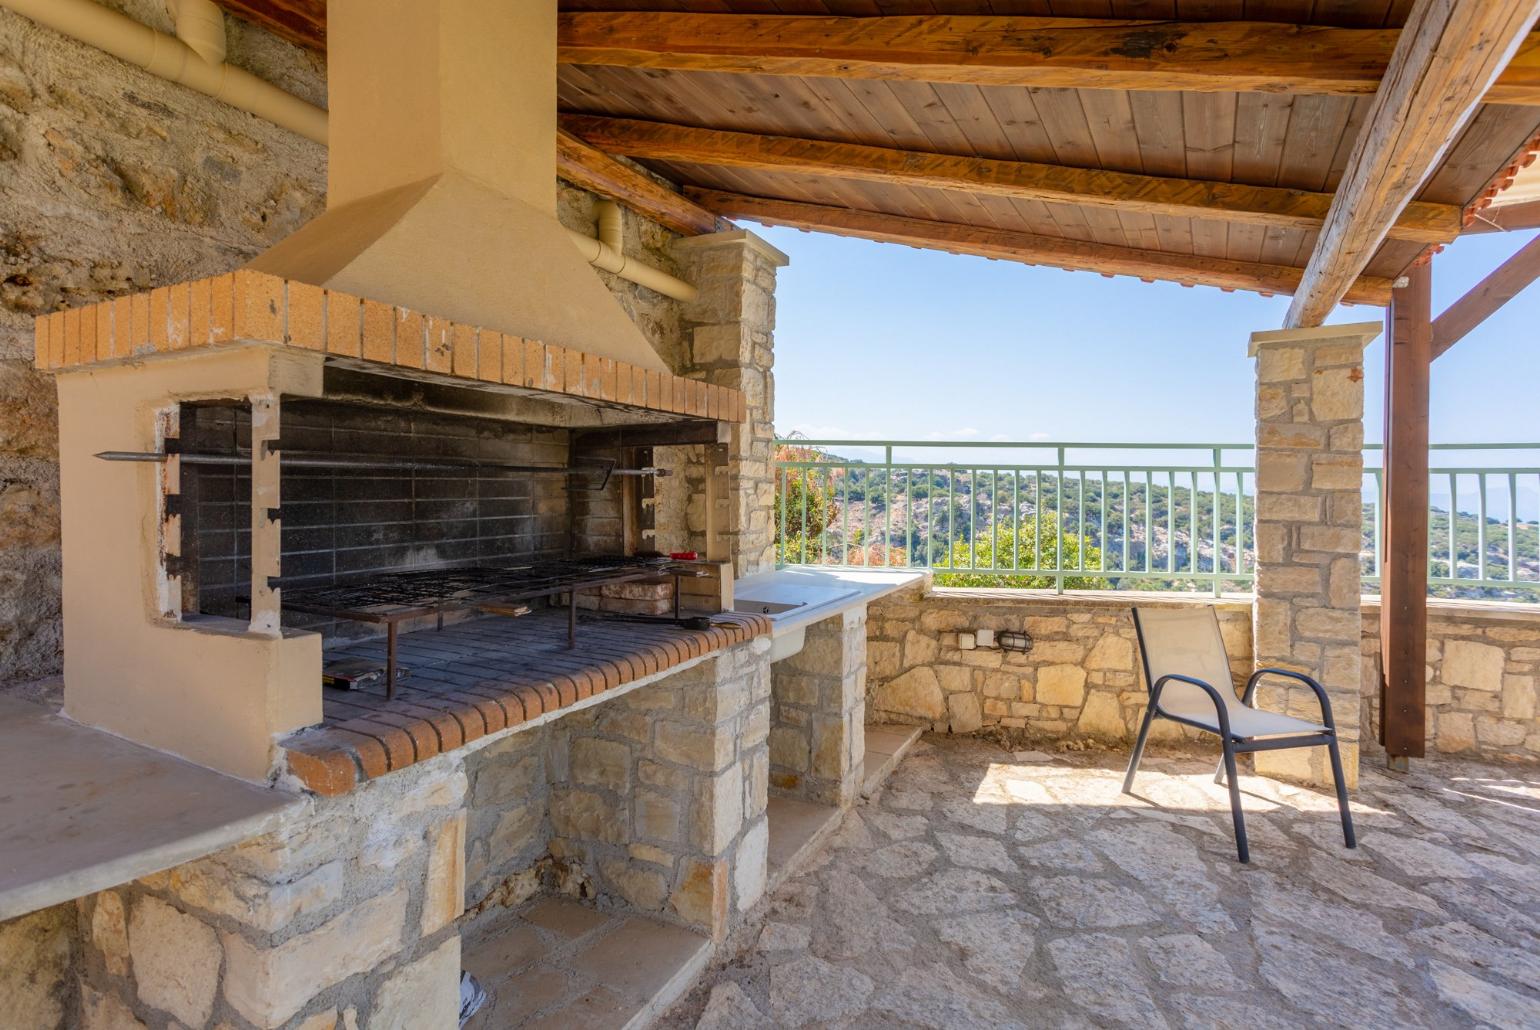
left=771, top=442, right=1539, bottom=600
left=934, top=524, right=1108, bottom=589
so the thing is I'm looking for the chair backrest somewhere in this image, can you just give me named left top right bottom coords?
left=1131, top=607, right=1242, bottom=722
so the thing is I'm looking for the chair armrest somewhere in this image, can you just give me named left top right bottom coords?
left=1245, top=668, right=1336, bottom=731
left=1151, top=673, right=1234, bottom=737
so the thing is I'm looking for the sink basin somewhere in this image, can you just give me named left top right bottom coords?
left=734, top=584, right=859, bottom=661
left=733, top=599, right=806, bottom=616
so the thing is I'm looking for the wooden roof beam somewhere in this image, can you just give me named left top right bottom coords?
left=1432, top=234, right=1540, bottom=358
left=688, top=188, right=1392, bottom=305
left=1285, top=0, right=1540, bottom=329
left=563, top=113, right=1460, bottom=244
left=557, top=130, right=725, bottom=237
left=558, top=13, right=1540, bottom=105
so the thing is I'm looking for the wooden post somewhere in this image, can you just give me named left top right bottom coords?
left=1379, top=260, right=1432, bottom=767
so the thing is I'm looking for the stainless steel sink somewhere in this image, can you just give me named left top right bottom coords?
left=732, top=599, right=806, bottom=616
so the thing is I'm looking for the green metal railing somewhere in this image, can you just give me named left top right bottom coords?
left=773, top=440, right=1540, bottom=599
left=1362, top=444, right=1540, bottom=596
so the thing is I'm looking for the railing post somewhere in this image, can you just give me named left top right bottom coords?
left=1056, top=446, right=1065, bottom=593
left=884, top=445, right=893, bottom=567
left=1213, top=446, right=1224, bottom=597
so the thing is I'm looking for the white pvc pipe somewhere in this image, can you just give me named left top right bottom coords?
left=1, top=0, right=697, bottom=300
left=1, top=0, right=327, bottom=144
left=170, top=0, right=225, bottom=66
left=567, top=201, right=698, bottom=301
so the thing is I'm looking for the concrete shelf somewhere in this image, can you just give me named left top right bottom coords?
left=0, top=695, right=296, bottom=922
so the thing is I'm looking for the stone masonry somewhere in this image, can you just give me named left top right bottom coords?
left=2, top=638, right=775, bottom=1029
left=1361, top=599, right=1540, bottom=760
left=867, top=583, right=1252, bottom=747
left=770, top=609, right=869, bottom=807
left=1249, top=323, right=1380, bottom=789
left=673, top=231, right=787, bottom=579
left=548, top=641, right=773, bottom=941
left=0, top=1, right=327, bottom=684
left=77, top=754, right=470, bottom=1029
left=867, top=584, right=1540, bottom=765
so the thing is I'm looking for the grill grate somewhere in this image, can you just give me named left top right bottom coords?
left=280, top=556, right=703, bottom=696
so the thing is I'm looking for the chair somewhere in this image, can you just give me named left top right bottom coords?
left=1122, top=606, right=1356, bottom=863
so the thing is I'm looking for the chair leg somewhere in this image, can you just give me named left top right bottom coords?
left=1122, top=707, right=1155, bottom=794
left=1327, top=736, right=1357, bottom=849
left=1213, top=755, right=1227, bottom=785
left=1222, top=742, right=1249, bottom=863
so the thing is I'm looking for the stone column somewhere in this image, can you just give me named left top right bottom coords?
left=673, top=230, right=788, bottom=578
left=1249, top=322, right=1381, bottom=789
left=548, top=641, right=772, bottom=941
left=769, top=608, right=869, bottom=807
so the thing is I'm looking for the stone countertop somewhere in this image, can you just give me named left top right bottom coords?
left=733, top=567, right=927, bottom=635
left=0, top=694, right=297, bottom=922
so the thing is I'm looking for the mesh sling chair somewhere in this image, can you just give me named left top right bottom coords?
left=1123, top=607, right=1356, bottom=863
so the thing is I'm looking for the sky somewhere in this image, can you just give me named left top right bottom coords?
left=751, top=222, right=1540, bottom=451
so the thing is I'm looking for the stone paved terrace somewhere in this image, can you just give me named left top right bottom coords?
left=662, top=736, right=1540, bottom=1030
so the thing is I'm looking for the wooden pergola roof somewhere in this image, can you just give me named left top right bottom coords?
left=215, top=1, right=1540, bottom=322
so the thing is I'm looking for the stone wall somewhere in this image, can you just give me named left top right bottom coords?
left=868, top=584, right=1252, bottom=746
left=1361, top=600, right=1540, bottom=760
left=0, top=1, right=326, bottom=683
left=78, top=754, right=469, bottom=1029
left=867, top=582, right=1540, bottom=764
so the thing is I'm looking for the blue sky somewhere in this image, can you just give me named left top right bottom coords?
left=752, top=223, right=1540, bottom=448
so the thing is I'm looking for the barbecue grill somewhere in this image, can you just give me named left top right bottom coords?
left=280, top=556, right=707, bottom=695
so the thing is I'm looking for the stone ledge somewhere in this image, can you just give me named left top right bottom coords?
left=280, top=610, right=772, bottom=797
left=924, top=587, right=1255, bottom=612
left=1360, top=595, right=1540, bottom=626
left=33, top=269, right=747, bottom=423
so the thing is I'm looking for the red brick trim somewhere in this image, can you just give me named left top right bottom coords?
left=280, top=612, right=771, bottom=796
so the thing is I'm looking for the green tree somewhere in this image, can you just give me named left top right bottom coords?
left=774, top=442, right=839, bottom=561
left=934, top=521, right=1109, bottom=589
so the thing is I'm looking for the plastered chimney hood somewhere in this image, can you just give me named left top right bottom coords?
left=247, top=0, right=669, bottom=374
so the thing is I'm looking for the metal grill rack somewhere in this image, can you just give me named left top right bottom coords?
left=281, top=556, right=705, bottom=696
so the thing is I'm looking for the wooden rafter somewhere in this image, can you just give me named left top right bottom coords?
left=1285, top=0, right=1540, bottom=328
left=687, top=188, right=1393, bottom=304
left=213, top=0, right=324, bottom=51
left=563, top=114, right=1461, bottom=244
left=558, top=13, right=1540, bottom=105
left=1431, top=234, right=1540, bottom=358
left=1462, top=199, right=1540, bottom=233
left=556, top=130, right=724, bottom=237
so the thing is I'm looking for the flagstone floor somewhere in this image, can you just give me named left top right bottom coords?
left=663, top=735, right=1540, bottom=1030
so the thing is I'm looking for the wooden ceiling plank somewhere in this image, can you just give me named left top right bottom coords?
left=1431, top=234, right=1540, bottom=358
left=1285, top=0, right=1540, bottom=328
left=561, top=113, right=1461, bottom=243
left=557, top=12, right=1540, bottom=104
left=687, top=187, right=1393, bottom=302
left=556, top=130, right=725, bottom=235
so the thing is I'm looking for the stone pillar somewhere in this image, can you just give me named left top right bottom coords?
left=549, top=640, right=772, bottom=941
left=673, top=230, right=788, bottom=578
left=769, top=608, right=869, bottom=807
left=1249, top=322, right=1381, bottom=789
